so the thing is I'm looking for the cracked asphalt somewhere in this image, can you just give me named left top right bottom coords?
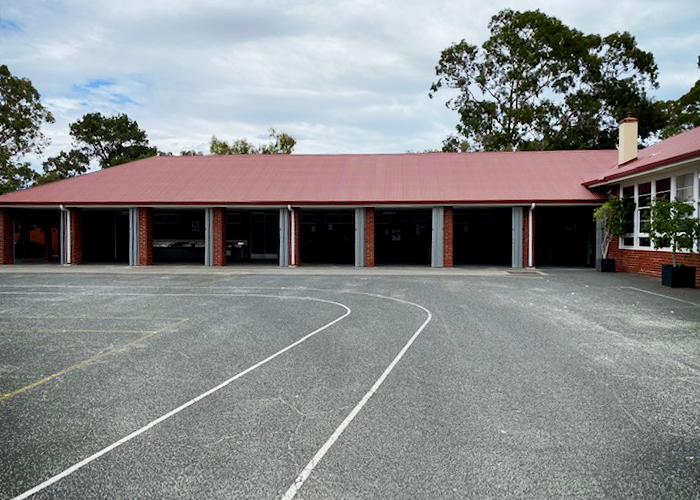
left=0, top=268, right=699, bottom=499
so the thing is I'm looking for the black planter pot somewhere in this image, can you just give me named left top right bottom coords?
left=596, top=258, right=616, bottom=272
left=661, top=264, right=696, bottom=288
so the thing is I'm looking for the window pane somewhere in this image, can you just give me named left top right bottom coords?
left=623, top=237, right=634, bottom=246
left=656, top=178, right=670, bottom=199
left=639, top=207, right=650, bottom=232
left=639, top=237, right=651, bottom=247
left=622, top=186, right=634, bottom=198
left=676, top=173, right=693, bottom=202
left=638, top=182, right=651, bottom=207
left=454, top=213, right=469, bottom=224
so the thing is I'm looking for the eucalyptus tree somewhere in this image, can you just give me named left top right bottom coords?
left=0, top=65, right=54, bottom=193
left=210, top=128, right=296, bottom=155
left=430, top=9, right=665, bottom=152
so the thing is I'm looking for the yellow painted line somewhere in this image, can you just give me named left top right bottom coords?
left=0, top=317, right=189, bottom=402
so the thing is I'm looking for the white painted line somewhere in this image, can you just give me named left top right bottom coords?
left=10, top=295, right=351, bottom=500
left=281, top=296, right=432, bottom=500
left=622, top=287, right=700, bottom=307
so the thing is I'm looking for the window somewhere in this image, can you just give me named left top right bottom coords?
left=480, top=212, right=509, bottom=224
left=619, top=169, right=700, bottom=249
left=454, top=213, right=469, bottom=224
left=621, top=186, right=635, bottom=246
left=676, top=173, right=693, bottom=202
left=637, top=182, right=651, bottom=247
left=252, top=213, right=277, bottom=222
left=325, top=213, right=353, bottom=224
left=401, top=213, right=430, bottom=222
left=655, top=178, right=670, bottom=200
left=154, top=213, right=178, bottom=224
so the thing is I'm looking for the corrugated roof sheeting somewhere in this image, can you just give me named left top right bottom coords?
left=0, top=150, right=618, bottom=206
left=585, top=126, right=700, bottom=185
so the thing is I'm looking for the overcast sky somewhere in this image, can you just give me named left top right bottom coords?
left=2, top=0, right=699, bottom=168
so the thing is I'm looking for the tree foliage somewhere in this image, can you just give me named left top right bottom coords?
left=0, top=65, right=54, bottom=193
left=645, top=197, right=700, bottom=266
left=35, top=149, right=89, bottom=185
left=70, top=112, right=158, bottom=168
left=593, top=195, right=635, bottom=258
left=430, top=9, right=664, bottom=152
left=0, top=151, right=37, bottom=194
left=210, top=128, right=296, bottom=155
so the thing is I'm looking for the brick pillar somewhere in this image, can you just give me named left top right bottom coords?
left=443, top=206, right=453, bottom=268
left=138, top=207, right=153, bottom=266
left=212, top=207, right=226, bottom=266
left=70, top=208, right=83, bottom=265
left=365, top=207, right=375, bottom=267
left=0, top=208, right=13, bottom=265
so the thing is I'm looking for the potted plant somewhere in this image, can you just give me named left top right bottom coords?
left=645, top=197, right=700, bottom=288
left=593, top=195, right=634, bottom=272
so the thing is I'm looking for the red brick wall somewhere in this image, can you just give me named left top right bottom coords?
left=0, top=208, right=13, bottom=265
left=365, top=207, right=375, bottom=267
left=443, top=206, right=453, bottom=268
left=608, top=237, right=700, bottom=286
left=212, top=207, right=226, bottom=266
left=69, top=208, right=83, bottom=265
left=138, top=207, right=153, bottom=266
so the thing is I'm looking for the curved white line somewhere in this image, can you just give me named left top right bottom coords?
left=150, top=284, right=434, bottom=500
left=280, top=291, right=432, bottom=500
left=11, top=295, right=351, bottom=500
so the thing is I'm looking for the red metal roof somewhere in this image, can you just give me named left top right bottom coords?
left=0, top=150, right=617, bottom=206
left=584, top=126, right=700, bottom=186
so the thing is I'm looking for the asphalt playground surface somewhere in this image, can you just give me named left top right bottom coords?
left=0, top=266, right=699, bottom=499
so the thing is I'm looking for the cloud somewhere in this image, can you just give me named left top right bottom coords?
left=2, top=0, right=699, bottom=168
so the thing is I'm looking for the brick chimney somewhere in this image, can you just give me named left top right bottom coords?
left=618, top=116, right=638, bottom=166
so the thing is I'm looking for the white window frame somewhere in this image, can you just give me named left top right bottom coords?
left=619, top=166, right=700, bottom=251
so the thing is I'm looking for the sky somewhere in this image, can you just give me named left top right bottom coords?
left=1, top=0, right=699, bottom=170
